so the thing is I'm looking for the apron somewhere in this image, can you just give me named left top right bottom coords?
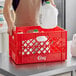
left=13, top=0, right=41, bottom=27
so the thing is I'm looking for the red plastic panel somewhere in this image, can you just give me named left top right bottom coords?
left=9, top=26, right=67, bottom=64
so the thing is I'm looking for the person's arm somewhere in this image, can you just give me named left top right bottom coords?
left=11, top=9, right=16, bottom=22
left=3, top=0, right=16, bottom=35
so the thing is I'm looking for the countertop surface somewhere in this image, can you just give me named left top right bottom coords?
left=0, top=41, right=76, bottom=76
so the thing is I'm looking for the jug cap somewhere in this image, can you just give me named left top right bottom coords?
left=46, top=1, right=50, bottom=4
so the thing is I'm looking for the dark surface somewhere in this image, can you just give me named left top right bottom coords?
left=0, top=68, right=15, bottom=76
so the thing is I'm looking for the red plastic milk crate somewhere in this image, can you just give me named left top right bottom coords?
left=9, top=26, right=67, bottom=64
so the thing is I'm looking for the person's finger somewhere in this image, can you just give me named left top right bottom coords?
left=7, top=28, right=10, bottom=35
left=12, top=26, right=16, bottom=31
left=10, top=30, right=12, bottom=36
left=7, top=31, right=9, bottom=35
left=8, top=29, right=12, bottom=35
left=8, top=27, right=12, bottom=36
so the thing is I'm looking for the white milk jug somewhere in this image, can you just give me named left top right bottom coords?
left=71, top=34, right=76, bottom=56
left=40, top=1, right=58, bottom=29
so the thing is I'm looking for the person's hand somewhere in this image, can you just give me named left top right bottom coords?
left=52, top=4, right=56, bottom=7
left=8, top=24, right=16, bottom=35
left=49, top=0, right=56, bottom=7
left=51, top=2, right=56, bottom=7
